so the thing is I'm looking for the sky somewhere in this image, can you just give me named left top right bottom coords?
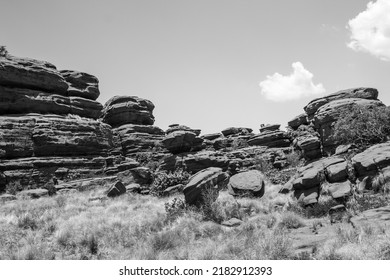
left=1, top=0, right=390, bottom=134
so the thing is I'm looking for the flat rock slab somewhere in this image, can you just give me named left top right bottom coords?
left=18, top=188, right=48, bottom=199
left=228, top=170, right=265, bottom=197
left=351, top=206, right=390, bottom=229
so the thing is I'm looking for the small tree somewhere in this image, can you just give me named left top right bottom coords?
left=0, top=46, right=8, bottom=57
left=332, top=104, right=390, bottom=150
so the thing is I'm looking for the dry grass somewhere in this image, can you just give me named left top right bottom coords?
left=1, top=183, right=390, bottom=260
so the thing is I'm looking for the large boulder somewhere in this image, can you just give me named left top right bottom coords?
left=60, top=70, right=100, bottom=101
left=288, top=113, right=308, bottom=129
left=0, top=56, right=68, bottom=94
left=228, top=170, right=265, bottom=197
left=352, top=142, right=390, bottom=178
left=101, top=96, right=155, bottom=127
left=162, top=130, right=203, bottom=154
left=304, top=87, right=379, bottom=117
left=183, top=167, right=230, bottom=206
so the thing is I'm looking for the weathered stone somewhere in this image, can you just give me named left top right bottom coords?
left=18, top=188, right=49, bottom=199
left=259, top=124, right=280, bottom=133
left=294, top=186, right=319, bottom=205
left=297, top=136, right=322, bottom=160
left=201, top=133, right=222, bottom=141
left=0, top=115, right=113, bottom=159
left=183, top=167, right=230, bottom=206
left=221, top=127, right=253, bottom=137
left=101, top=96, right=155, bottom=127
left=0, top=86, right=102, bottom=119
left=328, top=181, right=352, bottom=199
left=248, top=131, right=290, bottom=148
left=304, top=87, right=379, bottom=117
left=352, top=142, right=390, bottom=178
left=60, top=70, right=100, bottom=101
left=0, top=56, right=68, bottom=94
left=106, top=181, right=126, bottom=197
left=125, top=183, right=141, bottom=193
left=162, top=131, right=203, bottom=154
left=288, top=113, right=308, bottom=129
left=113, top=124, right=165, bottom=155
left=228, top=170, right=265, bottom=197
left=326, top=161, right=348, bottom=183
left=163, top=184, right=184, bottom=196
left=166, top=124, right=201, bottom=136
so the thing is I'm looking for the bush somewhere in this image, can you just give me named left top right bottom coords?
left=150, top=169, right=190, bottom=196
left=332, top=104, right=390, bottom=150
left=0, top=46, right=8, bottom=57
left=5, top=180, right=23, bottom=195
left=164, top=197, right=187, bottom=222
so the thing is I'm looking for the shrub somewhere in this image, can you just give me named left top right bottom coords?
left=164, top=197, right=187, bottom=222
left=332, top=104, right=390, bottom=150
left=0, top=46, right=8, bottom=57
left=150, top=169, right=190, bottom=197
left=277, top=212, right=305, bottom=229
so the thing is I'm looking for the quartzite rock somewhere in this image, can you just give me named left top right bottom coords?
left=162, top=130, right=203, bottom=154
left=60, top=70, right=100, bottom=101
left=0, top=115, right=113, bottom=159
left=0, top=85, right=102, bottom=119
left=352, top=142, right=390, bottom=178
left=288, top=113, right=309, bottom=129
left=248, top=131, right=290, bottom=148
left=0, top=56, right=68, bottom=94
left=101, top=96, right=155, bottom=127
left=304, top=87, right=379, bottom=117
left=183, top=167, right=230, bottom=206
left=221, top=127, right=253, bottom=137
left=228, top=170, right=265, bottom=197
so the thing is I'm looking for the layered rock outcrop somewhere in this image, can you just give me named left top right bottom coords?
left=288, top=87, right=384, bottom=158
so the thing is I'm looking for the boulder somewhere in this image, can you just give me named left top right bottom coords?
left=162, top=130, right=203, bottom=154
left=352, top=142, right=390, bottom=178
left=228, top=170, right=265, bottom=197
left=296, top=136, right=322, bottom=160
left=201, top=133, right=222, bottom=141
left=327, top=181, right=352, bottom=199
left=106, top=181, right=126, bottom=197
left=313, top=98, right=384, bottom=153
left=221, top=127, right=253, bottom=137
left=60, top=70, right=100, bottom=101
left=304, top=87, right=379, bottom=117
left=288, top=113, right=308, bottom=129
left=101, top=96, right=155, bottom=127
left=183, top=167, right=230, bottom=206
left=221, top=218, right=243, bottom=227
left=166, top=124, right=201, bottom=136
left=0, top=56, right=68, bottom=94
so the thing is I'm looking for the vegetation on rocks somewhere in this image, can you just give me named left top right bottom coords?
left=150, top=169, right=191, bottom=196
left=333, top=104, right=390, bottom=150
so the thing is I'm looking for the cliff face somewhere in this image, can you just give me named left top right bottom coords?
left=0, top=55, right=166, bottom=191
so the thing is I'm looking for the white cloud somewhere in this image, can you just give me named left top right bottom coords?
left=259, top=62, right=325, bottom=102
left=347, top=0, right=390, bottom=61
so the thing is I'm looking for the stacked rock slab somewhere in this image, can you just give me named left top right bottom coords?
left=162, top=124, right=203, bottom=154
left=283, top=141, right=390, bottom=205
left=206, top=127, right=253, bottom=150
left=101, top=96, right=165, bottom=156
left=248, top=124, right=291, bottom=148
left=288, top=88, right=384, bottom=159
left=0, top=55, right=114, bottom=191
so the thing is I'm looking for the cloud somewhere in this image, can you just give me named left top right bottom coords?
left=347, top=0, right=390, bottom=61
left=259, top=62, right=325, bottom=102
